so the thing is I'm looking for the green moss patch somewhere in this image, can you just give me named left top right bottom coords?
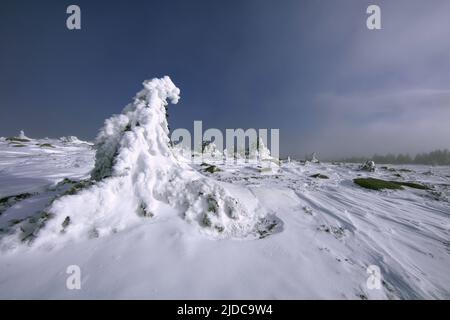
left=61, top=216, right=71, bottom=229
left=399, top=181, right=429, bottom=190
left=354, top=178, right=429, bottom=191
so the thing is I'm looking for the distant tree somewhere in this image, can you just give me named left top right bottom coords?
left=340, top=149, right=450, bottom=165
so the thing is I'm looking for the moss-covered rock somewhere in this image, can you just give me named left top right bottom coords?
left=0, top=193, right=34, bottom=216
left=354, top=178, right=404, bottom=190
left=6, top=137, right=30, bottom=143
left=204, top=165, right=221, bottom=174
left=399, top=181, right=429, bottom=190
left=39, top=143, right=55, bottom=148
left=62, top=180, right=94, bottom=196
left=354, top=178, right=429, bottom=191
left=138, top=203, right=154, bottom=217
left=206, top=196, right=219, bottom=214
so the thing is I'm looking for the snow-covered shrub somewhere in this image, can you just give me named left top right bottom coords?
left=305, top=152, right=319, bottom=164
left=18, top=130, right=29, bottom=140
left=233, top=138, right=272, bottom=163
left=21, top=76, right=268, bottom=246
left=6, top=130, right=31, bottom=143
left=202, top=142, right=222, bottom=161
left=257, top=139, right=271, bottom=160
left=360, top=160, right=376, bottom=172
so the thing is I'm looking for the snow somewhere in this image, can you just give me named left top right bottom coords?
left=202, top=142, right=223, bottom=160
left=0, top=77, right=449, bottom=299
left=1, top=141, right=449, bottom=299
left=305, top=152, right=320, bottom=164
left=59, top=136, right=92, bottom=145
left=360, top=160, right=376, bottom=172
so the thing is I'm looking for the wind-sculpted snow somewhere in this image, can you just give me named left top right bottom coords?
left=0, top=134, right=449, bottom=298
left=91, top=76, right=180, bottom=181
left=9, top=76, right=270, bottom=247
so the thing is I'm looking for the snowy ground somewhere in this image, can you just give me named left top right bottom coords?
left=0, top=137, right=449, bottom=299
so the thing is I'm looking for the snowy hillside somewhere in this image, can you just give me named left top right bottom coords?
left=0, top=78, right=449, bottom=299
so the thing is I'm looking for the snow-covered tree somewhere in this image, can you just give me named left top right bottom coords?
left=28, top=76, right=268, bottom=245
left=202, top=141, right=222, bottom=161
left=18, top=130, right=28, bottom=140
left=305, top=152, right=319, bottom=164
left=360, top=160, right=376, bottom=172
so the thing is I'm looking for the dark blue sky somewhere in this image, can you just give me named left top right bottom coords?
left=1, top=0, right=449, bottom=158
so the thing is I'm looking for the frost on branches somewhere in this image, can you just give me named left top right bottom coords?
left=19, top=76, right=270, bottom=246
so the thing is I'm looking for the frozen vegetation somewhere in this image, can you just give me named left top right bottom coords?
left=0, top=77, right=449, bottom=299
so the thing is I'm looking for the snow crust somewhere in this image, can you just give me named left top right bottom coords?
left=59, top=136, right=91, bottom=145
left=18, top=130, right=29, bottom=140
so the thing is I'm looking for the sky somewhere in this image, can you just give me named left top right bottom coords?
left=0, top=0, right=449, bottom=159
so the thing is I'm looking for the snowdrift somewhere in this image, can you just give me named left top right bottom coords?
left=10, top=76, right=270, bottom=247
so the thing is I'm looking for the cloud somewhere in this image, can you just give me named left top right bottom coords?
left=299, top=88, right=450, bottom=158
left=338, top=0, right=450, bottom=83
left=317, top=89, right=450, bottom=117
left=283, top=1, right=450, bottom=159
